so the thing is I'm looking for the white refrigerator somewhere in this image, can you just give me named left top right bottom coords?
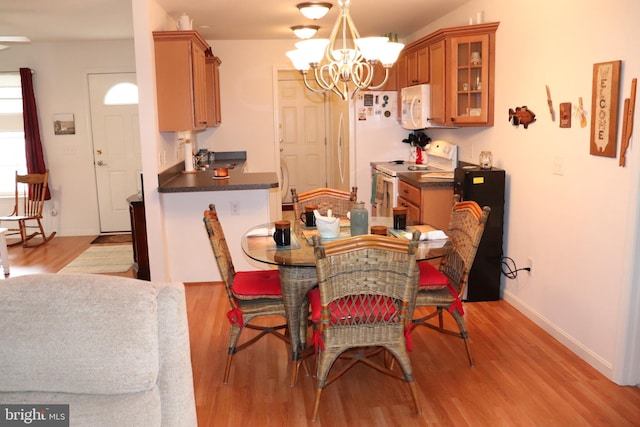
left=350, top=91, right=411, bottom=211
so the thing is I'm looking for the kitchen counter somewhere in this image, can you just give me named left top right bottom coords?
left=396, top=171, right=454, bottom=188
left=157, top=151, right=279, bottom=193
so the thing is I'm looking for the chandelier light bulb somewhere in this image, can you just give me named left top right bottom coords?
left=297, top=2, right=333, bottom=20
left=290, top=25, right=320, bottom=39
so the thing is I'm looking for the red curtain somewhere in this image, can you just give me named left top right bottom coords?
left=20, top=67, right=51, bottom=200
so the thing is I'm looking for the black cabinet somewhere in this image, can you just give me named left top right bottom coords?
left=128, top=194, right=150, bottom=281
left=454, top=166, right=505, bottom=301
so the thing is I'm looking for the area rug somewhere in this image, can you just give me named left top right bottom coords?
left=91, top=233, right=132, bottom=245
left=59, top=244, right=133, bottom=274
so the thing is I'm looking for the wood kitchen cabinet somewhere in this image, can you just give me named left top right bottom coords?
left=397, top=180, right=421, bottom=224
left=397, top=180, right=454, bottom=232
left=153, top=30, right=209, bottom=132
left=205, top=53, right=222, bottom=127
left=429, top=22, right=499, bottom=127
left=395, top=42, right=429, bottom=119
left=397, top=43, right=429, bottom=90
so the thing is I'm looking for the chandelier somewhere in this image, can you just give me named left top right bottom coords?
left=286, top=0, right=404, bottom=100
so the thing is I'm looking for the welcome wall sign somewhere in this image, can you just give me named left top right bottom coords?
left=590, top=60, right=621, bottom=157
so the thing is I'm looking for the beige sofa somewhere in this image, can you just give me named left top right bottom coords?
left=0, top=273, right=197, bottom=427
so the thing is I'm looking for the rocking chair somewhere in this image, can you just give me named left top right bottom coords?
left=0, top=171, right=56, bottom=247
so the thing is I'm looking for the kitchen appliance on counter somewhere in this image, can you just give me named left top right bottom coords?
left=371, top=140, right=458, bottom=217
left=454, top=165, right=505, bottom=301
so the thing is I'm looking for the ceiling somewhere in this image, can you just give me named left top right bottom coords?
left=0, top=0, right=470, bottom=44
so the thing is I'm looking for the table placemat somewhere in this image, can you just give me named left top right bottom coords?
left=301, top=228, right=352, bottom=244
left=266, top=233, right=302, bottom=251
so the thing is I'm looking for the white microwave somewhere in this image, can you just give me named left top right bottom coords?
left=400, top=84, right=436, bottom=130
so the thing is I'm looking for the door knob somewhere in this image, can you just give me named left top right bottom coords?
left=97, top=160, right=108, bottom=166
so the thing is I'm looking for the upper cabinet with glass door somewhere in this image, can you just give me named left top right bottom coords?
left=450, top=31, right=493, bottom=125
left=427, top=22, right=499, bottom=127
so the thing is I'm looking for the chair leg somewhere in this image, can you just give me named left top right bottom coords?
left=23, top=219, right=56, bottom=248
left=223, top=351, right=235, bottom=384
left=408, top=381, right=422, bottom=415
left=451, top=310, right=474, bottom=367
left=311, top=387, right=323, bottom=422
left=223, top=324, right=242, bottom=384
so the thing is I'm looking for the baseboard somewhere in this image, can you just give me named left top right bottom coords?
left=503, top=289, right=615, bottom=381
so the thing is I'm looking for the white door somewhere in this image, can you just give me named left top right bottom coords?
left=278, top=72, right=327, bottom=203
left=88, top=73, right=141, bottom=232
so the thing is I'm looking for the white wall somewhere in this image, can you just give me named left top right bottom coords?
left=408, top=0, right=640, bottom=384
left=195, top=39, right=295, bottom=174
left=0, top=40, right=136, bottom=236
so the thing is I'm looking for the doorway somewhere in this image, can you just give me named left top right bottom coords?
left=277, top=70, right=328, bottom=203
left=88, top=73, right=141, bottom=232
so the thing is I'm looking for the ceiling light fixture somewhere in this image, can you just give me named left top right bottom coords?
left=290, top=25, right=320, bottom=39
left=296, top=2, right=333, bottom=20
left=286, top=0, right=404, bottom=100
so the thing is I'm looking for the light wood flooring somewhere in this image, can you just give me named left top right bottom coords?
left=3, top=236, right=640, bottom=426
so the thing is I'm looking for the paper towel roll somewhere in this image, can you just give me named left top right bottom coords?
left=184, top=140, right=194, bottom=172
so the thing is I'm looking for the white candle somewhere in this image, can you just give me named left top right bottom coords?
left=184, top=140, right=194, bottom=172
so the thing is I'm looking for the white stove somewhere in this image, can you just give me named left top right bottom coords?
left=373, top=140, right=458, bottom=176
left=371, top=140, right=458, bottom=216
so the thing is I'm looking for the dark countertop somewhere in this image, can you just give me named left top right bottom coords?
left=396, top=171, right=454, bottom=188
left=157, top=151, right=279, bottom=193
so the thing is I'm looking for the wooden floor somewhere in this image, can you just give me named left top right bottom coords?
left=3, top=236, right=640, bottom=426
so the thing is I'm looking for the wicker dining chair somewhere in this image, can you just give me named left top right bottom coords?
left=410, top=200, right=490, bottom=367
left=308, top=233, right=422, bottom=422
left=291, top=187, right=357, bottom=221
left=0, top=170, right=56, bottom=247
left=203, top=204, right=289, bottom=384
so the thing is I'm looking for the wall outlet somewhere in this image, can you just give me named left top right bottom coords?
left=527, top=257, right=533, bottom=273
left=230, top=201, right=240, bottom=216
left=552, top=156, right=564, bottom=176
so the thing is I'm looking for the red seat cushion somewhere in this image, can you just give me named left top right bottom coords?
left=232, top=270, right=282, bottom=300
left=308, top=287, right=398, bottom=325
left=308, top=287, right=321, bottom=323
left=418, top=261, right=449, bottom=289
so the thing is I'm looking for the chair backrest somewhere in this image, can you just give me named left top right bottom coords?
left=291, top=187, right=357, bottom=220
left=439, top=201, right=491, bottom=295
left=13, top=171, right=49, bottom=217
left=203, top=204, right=237, bottom=307
left=312, top=234, right=420, bottom=330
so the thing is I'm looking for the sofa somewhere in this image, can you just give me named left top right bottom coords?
left=0, top=273, right=197, bottom=427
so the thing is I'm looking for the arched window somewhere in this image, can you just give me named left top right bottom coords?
left=104, top=82, right=139, bottom=105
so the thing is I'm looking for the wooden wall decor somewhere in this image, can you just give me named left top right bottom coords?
left=590, top=60, right=621, bottom=157
left=619, top=78, right=637, bottom=167
left=508, top=106, right=536, bottom=129
left=559, top=102, right=571, bottom=128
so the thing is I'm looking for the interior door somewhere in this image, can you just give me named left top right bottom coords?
left=278, top=71, right=327, bottom=203
left=88, top=73, right=141, bottom=232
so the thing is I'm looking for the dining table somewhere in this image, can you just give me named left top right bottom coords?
left=240, top=216, right=452, bottom=372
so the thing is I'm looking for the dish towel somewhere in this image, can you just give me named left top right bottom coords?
left=371, top=172, right=385, bottom=205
